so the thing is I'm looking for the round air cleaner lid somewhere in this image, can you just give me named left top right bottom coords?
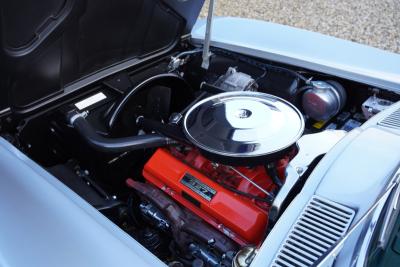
left=183, top=92, right=304, bottom=161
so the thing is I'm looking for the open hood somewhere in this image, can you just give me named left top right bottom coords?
left=0, top=0, right=204, bottom=111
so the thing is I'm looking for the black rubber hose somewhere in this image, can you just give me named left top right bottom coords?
left=137, top=117, right=188, bottom=143
left=68, top=112, right=175, bottom=153
left=265, top=163, right=283, bottom=188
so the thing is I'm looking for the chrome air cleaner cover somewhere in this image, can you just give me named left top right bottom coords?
left=183, top=92, right=304, bottom=165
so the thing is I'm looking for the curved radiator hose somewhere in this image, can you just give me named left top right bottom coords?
left=67, top=111, right=175, bottom=153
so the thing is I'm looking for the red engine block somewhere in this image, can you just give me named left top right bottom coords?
left=142, top=147, right=289, bottom=245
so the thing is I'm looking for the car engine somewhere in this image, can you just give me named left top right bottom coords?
left=2, top=47, right=399, bottom=267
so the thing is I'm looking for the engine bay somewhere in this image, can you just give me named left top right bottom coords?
left=1, top=47, right=399, bottom=267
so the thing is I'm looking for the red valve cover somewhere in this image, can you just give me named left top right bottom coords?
left=142, top=148, right=288, bottom=245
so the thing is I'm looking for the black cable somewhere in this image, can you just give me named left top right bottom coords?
left=216, top=179, right=273, bottom=203
left=265, top=163, right=283, bottom=188
left=255, top=69, right=267, bottom=82
left=127, top=193, right=142, bottom=227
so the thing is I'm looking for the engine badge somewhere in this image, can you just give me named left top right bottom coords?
left=181, top=173, right=216, bottom=201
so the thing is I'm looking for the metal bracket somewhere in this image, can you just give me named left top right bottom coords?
left=269, top=130, right=347, bottom=223
left=201, top=0, right=216, bottom=69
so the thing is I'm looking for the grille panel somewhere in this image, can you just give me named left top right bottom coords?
left=272, top=196, right=355, bottom=267
left=379, top=107, right=400, bottom=129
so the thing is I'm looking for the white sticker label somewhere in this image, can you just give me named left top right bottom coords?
left=74, top=92, right=107, bottom=110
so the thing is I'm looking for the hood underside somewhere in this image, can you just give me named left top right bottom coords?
left=0, top=0, right=204, bottom=110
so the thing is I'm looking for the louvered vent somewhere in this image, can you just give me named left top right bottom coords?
left=271, top=196, right=355, bottom=267
left=378, top=107, right=400, bottom=129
